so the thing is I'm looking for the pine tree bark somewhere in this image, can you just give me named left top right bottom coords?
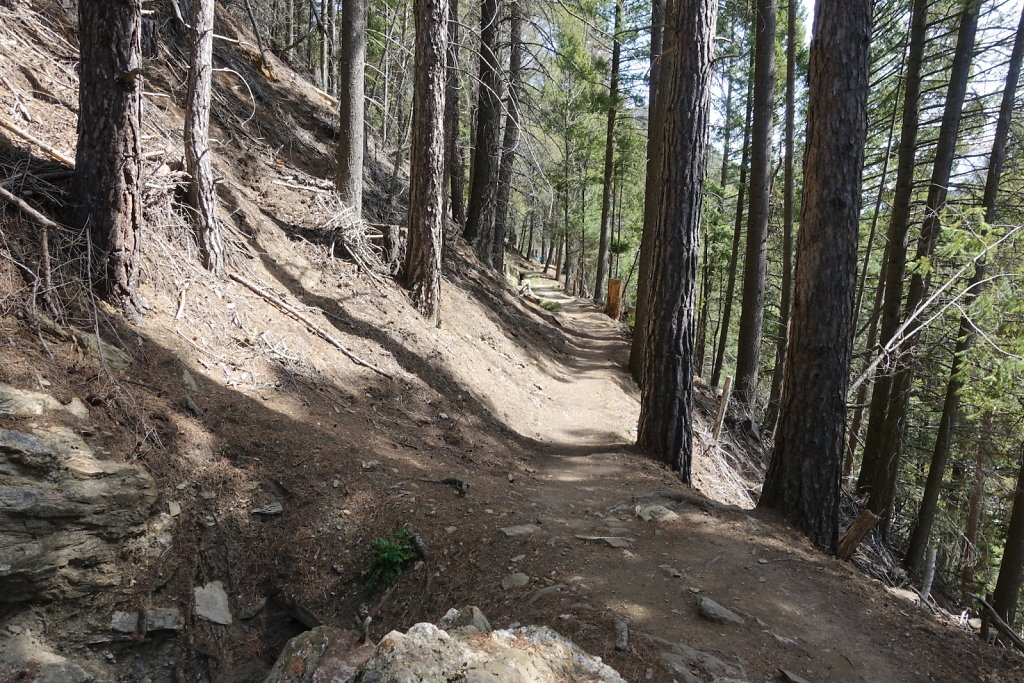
left=336, top=0, right=367, bottom=215
left=185, top=0, right=222, bottom=275
left=594, top=0, right=623, bottom=306
left=627, top=0, right=666, bottom=383
left=635, top=0, right=717, bottom=480
left=402, top=0, right=449, bottom=323
left=904, top=4, right=1024, bottom=576
left=993, top=443, right=1024, bottom=628
left=762, top=0, right=797, bottom=433
left=492, top=0, right=523, bottom=270
left=856, top=0, right=929, bottom=496
left=74, top=0, right=145, bottom=317
left=463, top=0, right=503, bottom=265
left=733, top=0, right=776, bottom=417
left=867, top=0, right=980, bottom=527
left=444, top=0, right=466, bottom=225
left=961, top=410, right=993, bottom=603
left=758, top=0, right=872, bottom=554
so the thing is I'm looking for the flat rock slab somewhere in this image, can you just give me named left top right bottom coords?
left=501, top=524, right=541, bottom=537
left=575, top=535, right=636, bottom=548
left=501, top=573, right=530, bottom=590
left=194, top=581, right=232, bottom=625
left=696, top=596, right=745, bottom=626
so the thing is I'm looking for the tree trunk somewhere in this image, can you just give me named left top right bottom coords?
left=74, top=0, right=144, bottom=317
left=594, top=0, right=622, bottom=306
left=402, top=0, right=449, bottom=323
left=336, top=0, right=367, bottom=215
left=904, top=4, right=1024, bottom=576
left=758, top=0, right=872, bottom=554
left=961, top=411, right=993, bottom=603
left=733, top=0, right=776, bottom=417
left=711, top=45, right=755, bottom=388
left=492, top=0, right=523, bottom=270
left=444, top=0, right=466, bottom=225
left=762, top=0, right=797, bottom=433
left=184, top=0, right=222, bottom=275
left=856, top=0, right=928, bottom=496
left=627, top=0, right=666, bottom=383
left=993, top=443, right=1024, bottom=628
left=463, top=0, right=503, bottom=265
left=867, top=0, right=980, bottom=528
left=635, top=0, right=717, bottom=480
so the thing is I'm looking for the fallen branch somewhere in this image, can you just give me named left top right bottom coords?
left=0, top=117, right=75, bottom=167
left=228, top=272, right=394, bottom=380
left=837, top=509, right=880, bottom=561
left=971, top=593, right=1024, bottom=653
left=0, top=185, right=61, bottom=230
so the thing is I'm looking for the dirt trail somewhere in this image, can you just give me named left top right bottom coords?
left=492, top=272, right=1019, bottom=683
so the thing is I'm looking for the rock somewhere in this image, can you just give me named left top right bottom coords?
left=111, top=611, right=140, bottom=633
left=510, top=554, right=526, bottom=562
left=780, top=668, right=811, bottom=683
left=182, top=369, right=199, bottom=392
left=361, top=460, right=385, bottom=472
left=501, top=524, right=540, bottom=537
left=0, top=384, right=89, bottom=420
left=648, top=635, right=747, bottom=682
left=436, top=605, right=492, bottom=635
left=696, top=596, right=745, bottom=626
left=263, top=626, right=374, bottom=683
left=342, top=622, right=625, bottom=682
left=528, top=584, right=566, bottom=605
left=168, top=501, right=181, bottom=517
left=501, top=573, right=530, bottom=590
left=0, top=428, right=158, bottom=602
left=635, top=504, right=679, bottom=522
left=64, top=398, right=90, bottom=420
left=659, top=564, right=683, bottom=578
left=575, top=535, right=636, bottom=548
left=194, top=581, right=232, bottom=625
left=144, top=607, right=183, bottom=631
left=251, top=501, right=283, bottom=516
left=0, top=632, right=93, bottom=682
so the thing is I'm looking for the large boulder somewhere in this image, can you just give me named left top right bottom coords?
left=0, top=427, right=158, bottom=602
left=265, top=608, right=625, bottom=683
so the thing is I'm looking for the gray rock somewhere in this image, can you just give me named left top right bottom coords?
left=111, top=611, right=139, bottom=633
left=501, top=572, right=530, bottom=590
left=501, top=524, right=541, bottom=537
left=0, top=633, right=94, bottom=682
left=182, top=369, right=199, bottom=392
left=361, top=460, right=385, bottom=472
left=696, top=596, right=745, bottom=626
left=343, top=622, right=626, bottom=682
left=527, top=583, right=566, bottom=605
left=648, top=635, right=747, bottom=682
left=0, top=428, right=158, bottom=602
left=251, top=501, right=283, bottom=516
left=64, top=398, right=90, bottom=420
left=575, top=535, right=636, bottom=548
left=0, top=384, right=88, bottom=419
left=635, top=504, right=680, bottom=522
left=194, top=581, right=232, bottom=625
left=779, top=668, right=811, bottom=683
left=144, top=607, right=183, bottom=631
left=263, top=626, right=374, bottom=683
left=436, top=605, right=492, bottom=635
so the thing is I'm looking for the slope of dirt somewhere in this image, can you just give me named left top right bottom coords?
left=0, top=2, right=1022, bottom=682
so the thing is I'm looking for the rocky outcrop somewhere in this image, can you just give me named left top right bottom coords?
left=0, top=426, right=158, bottom=602
left=264, top=606, right=625, bottom=683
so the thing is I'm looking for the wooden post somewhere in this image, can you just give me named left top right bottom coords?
left=605, top=278, right=623, bottom=319
left=712, top=376, right=733, bottom=442
left=836, top=508, right=879, bottom=560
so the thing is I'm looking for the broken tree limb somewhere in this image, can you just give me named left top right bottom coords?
left=228, top=272, right=394, bottom=380
left=836, top=508, right=880, bottom=561
left=0, top=185, right=61, bottom=230
left=971, top=593, right=1024, bottom=653
left=0, top=117, right=75, bottom=167
left=712, top=376, right=733, bottom=442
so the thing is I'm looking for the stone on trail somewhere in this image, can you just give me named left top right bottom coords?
left=696, top=595, right=745, bottom=626
left=635, top=503, right=680, bottom=522
left=436, top=605, right=492, bottom=635
left=501, top=523, right=540, bottom=537
left=501, top=572, right=530, bottom=590
left=575, top=535, right=636, bottom=548
left=648, top=635, right=748, bottom=682
left=194, top=581, right=232, bottom=625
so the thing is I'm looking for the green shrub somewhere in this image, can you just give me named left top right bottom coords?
left=363, top=524, right=419, bottom=596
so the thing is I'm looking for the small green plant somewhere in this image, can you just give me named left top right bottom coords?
left=363, top=524, right=419, bottom=596
left=539, top=299, right=563, bottom=313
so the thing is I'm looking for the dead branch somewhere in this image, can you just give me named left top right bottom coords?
left=228, top=272, right=394, bottom=380
left=837, top=508, right=880, bottom=561
left=0, top=185, right=61, bottom=230
left=0, top=117, right=75, bottom=167
left=971, top=594, right=1024, bottom=653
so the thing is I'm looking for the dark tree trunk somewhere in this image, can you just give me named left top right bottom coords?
left=402, top=0, right=449, bottom=323
left=961, top=411, right=993, bottom=603
left=733, top=0, right=776, bottom=417
left=185, top=0, right=222, bottom=275
left=993, top=443, right=1024, bottom=628
left=710, top=45, right=755, bottom=388
left=867, top=0, right=980, bottom=527
left=628, top=0, right=666, bottom=383
left=594, top=0, right=622, bottom=306
left=463, top=0, right=503, bottom=265
left=336, top=0, right=367, bottom=215
left=856, top=0, right=928, bottom=496
left=74, top=0, right=145, bottom=317
left=444, top=0, right=466, bottom=225
left=905, top=4, right=1024, bottom=576
left=635, top=0, right=717, bottom=480
left=492, top=0, right=523, bottom=270
left=758, top=0, right=872, bottom=554
left=762, top=0, right=797, bottom=432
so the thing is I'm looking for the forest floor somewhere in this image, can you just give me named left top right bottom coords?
left=1, top=2, right=1023, bottom=681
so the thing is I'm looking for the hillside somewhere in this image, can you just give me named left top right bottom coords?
left=0, top=1, right=1023, bottom=681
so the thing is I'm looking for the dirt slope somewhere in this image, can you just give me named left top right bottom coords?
left=0, top=2, right=1021, bottom=681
